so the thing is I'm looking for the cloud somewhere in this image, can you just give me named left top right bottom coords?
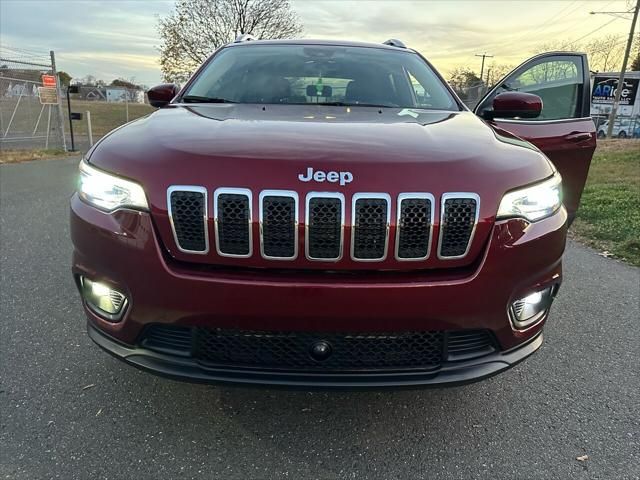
left=0, top=0, right=629, bottom=84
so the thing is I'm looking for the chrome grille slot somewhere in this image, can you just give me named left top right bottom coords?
left=215, top=188, right=252, bottom=257
left=167, top=186, right=208, bottom=254
left=305, top=193, right=344, bottom=261
left=438, top=193, right=479, bottom=259
left=260, top=191, right=298, bottom=260
left=396, top=193, right=434, bottom=260
left=351, top=194, right=390, bottom=261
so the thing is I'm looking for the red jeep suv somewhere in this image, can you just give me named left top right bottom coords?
left=70, top=38, right=595, bottom=388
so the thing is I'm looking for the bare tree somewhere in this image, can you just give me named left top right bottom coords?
left=485, top=62, right=514, bottom=87
left=584, top=35, right=625, bottom=72
left=158, top=0, right=303, bottom=83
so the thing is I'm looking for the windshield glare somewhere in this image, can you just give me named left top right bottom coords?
left=183, top=44, right=458, bottom=110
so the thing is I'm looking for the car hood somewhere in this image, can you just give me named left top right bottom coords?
left=88, top=104, right=554, bottom=270
left=90, top=104, right=552, bottom=193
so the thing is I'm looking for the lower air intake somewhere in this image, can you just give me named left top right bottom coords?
left=140, top=325, right=497, bottom=371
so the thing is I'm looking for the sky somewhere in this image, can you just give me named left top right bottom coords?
left=0, top=0, right=632, bottom=86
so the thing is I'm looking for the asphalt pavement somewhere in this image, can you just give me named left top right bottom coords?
left=1, top=157, right=639, bottom=480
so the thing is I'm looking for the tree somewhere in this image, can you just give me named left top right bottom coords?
left=448, top=67, right=484, bottom=105
left=158, top=0, right=303, bottom=83
left=485, top=63, right=514, bottom=87
left=57, top=71, right=72, bottom=86
left=584, top=35, right=625, bottom=72
left=631, top=33, right=640, bottom=71
left=533, top=35, right=627, bottom=73
left=449, top=67, right=482, bottom=91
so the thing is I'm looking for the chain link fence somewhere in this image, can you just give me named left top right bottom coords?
left=0, top=46, right=66, bottom=151
left=64, top=87, right=154, bottom=152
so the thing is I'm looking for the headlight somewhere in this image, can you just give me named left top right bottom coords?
left=497, top=173, right=562, bottom=222
left=78, top=160, right=148, bottom=212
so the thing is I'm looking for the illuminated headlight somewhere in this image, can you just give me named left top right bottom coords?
left=80, top=277, right=128, bottom=321
left=510, top=286, right=554, bottom=328
left=78, top=160, right=148, bottom=212
left=497, top=173, right=562, bottom=222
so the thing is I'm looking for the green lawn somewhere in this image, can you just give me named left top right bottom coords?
left=572, top=140, right=640, bottom=266
left=63, top=100, right=155, bottom=137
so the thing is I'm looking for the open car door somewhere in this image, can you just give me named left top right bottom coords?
left=474, top=52, right=596, bottom=223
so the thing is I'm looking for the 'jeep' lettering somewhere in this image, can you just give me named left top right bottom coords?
left=298, top=167, right=353, bottom=186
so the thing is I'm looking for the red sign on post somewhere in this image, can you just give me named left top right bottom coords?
left=42, top=74, right=57, bottom=87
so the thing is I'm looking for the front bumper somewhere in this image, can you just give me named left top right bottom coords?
left=88, top=322, right=543, bottom=388
left=71, top=194, right=566, bottom=388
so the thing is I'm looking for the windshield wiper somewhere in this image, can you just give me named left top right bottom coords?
left=314, top=101, right=396, bottom=108
left=181, top=95, right=236, bottom=104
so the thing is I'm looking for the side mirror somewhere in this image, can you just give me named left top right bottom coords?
left=483, top=92, right=542, bottom=120
left=147, top=83, right=179, bottom=108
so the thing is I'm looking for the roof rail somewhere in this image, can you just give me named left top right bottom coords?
left=234, top=34, right=256, bottom=43
left=383, top=39, right=406, bottom=48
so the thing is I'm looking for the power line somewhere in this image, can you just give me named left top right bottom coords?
left=561, top=16, right=621, bottom=48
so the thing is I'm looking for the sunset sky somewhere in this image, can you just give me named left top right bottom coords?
left=0, top=0, right=631, bottom=85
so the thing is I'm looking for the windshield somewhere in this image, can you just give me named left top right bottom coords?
left=183, top=44, right=458, bottom=110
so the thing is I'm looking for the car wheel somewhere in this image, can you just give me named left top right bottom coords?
left=597, top=131, right=606, bottom=139
left=618, top=131, right=627, bottom=139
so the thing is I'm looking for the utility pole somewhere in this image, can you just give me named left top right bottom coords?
left=475, top=53, right=494, bottom=84
left=592, top=0, right=639, bottom=138
left=50, top=50, right=67, bottom=151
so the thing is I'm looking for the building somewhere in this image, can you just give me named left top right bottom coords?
left=591, top=71, right=640, bottom=123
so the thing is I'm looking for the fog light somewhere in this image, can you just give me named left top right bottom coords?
left=81, top=277, right=127, bottom=321
left=510, top=286, right=554, bottom=329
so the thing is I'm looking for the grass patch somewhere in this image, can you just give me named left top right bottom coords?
left=64, top=100, right=155, bottom=137
left=0, top=148, right=77, bottom=164
left=572, top=140, right=640, bottom=266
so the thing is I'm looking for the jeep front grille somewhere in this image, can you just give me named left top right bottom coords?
left=351, top=194, right=390, bottom=261
left=167, top=186, right=208, bottom=253
left=438, top=193, right=480, bottom=259
left=396, top=193, right=434, bottom=260
left=306, top=193, right=344, bottom=261
left=141, top=325, right=497, bottom=370
left=215, top=188, right=252, bottom=257
left=259, top=191, right=298, bottom=259
left=167, top=188, right=481, bottom=263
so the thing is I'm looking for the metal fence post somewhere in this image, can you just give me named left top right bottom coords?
left=86, top=110, right=93, bottom=147
left=50, top=50, right=68, bottom=151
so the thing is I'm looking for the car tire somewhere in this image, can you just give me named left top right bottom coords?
left=617, top=131, right=627, bottom=139
left=597, top=131, right=606, bottom=139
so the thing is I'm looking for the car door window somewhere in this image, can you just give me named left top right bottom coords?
left=477, top=55, right=586, bottom=121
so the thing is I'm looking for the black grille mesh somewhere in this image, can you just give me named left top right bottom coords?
left=353, top=198, right=388, bottom=259
left=169, top=191, right=207, bottom=252
left=193, top=328, right=444, bottom=370
left=262, top=196, right=296, bottom=258
left=439, top=197, right=477, bottom=258
left=397, top=198, right=432, bottom=259
left=446, top=330, right=496, bottom=360
left=217, top=193, right=250, bottom=255
left=141, top=325, right=497, bottom=370
left=307, top=197, right=342, bottom=259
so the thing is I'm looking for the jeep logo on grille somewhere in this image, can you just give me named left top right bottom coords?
left=298, top=167, right=353, bottom=186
